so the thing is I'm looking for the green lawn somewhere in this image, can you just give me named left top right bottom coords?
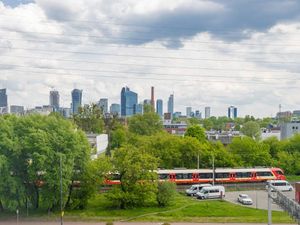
left=286, top=175, right=300, bottom=182
left=64, top=193, right=294, bottom=223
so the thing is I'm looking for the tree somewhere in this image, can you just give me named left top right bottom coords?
left=128, top=112, right=163, bottom=136
left=228, top=136, right=272, bottom=167
left=156, top=182, right=176, bottom=207
left=73, top=103, right=104, bottom=134
left=185, top=125, right=206, bottom=143
left=106, top=145, right=158, bottom=209
left=241, top=121, right=261, bottom=140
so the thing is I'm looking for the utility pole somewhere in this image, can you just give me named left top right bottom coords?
left=197, top=152, right=200, bottom=169
left=212, top=155, right=215, bottom=186
left=60, top=155, right=63, bottom=225
left=268, top=183, right=272, bottom=225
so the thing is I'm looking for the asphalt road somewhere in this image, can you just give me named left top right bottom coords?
left=0, top=222, right=297, bottom=225
left=224, top=189, right=295, bottom=211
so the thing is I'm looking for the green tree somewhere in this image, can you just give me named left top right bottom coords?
left=73, top=103, right=104, bottom=134
left=185, top=125, right=206, bottom=143
left=228, top=137, right=272, bottom=167
left=156, top=182, right=176, bottom=207
left=241, top=121, right=261, bottom=140
left=106, top=145, right=158, bottom=208
left=128, top=112, right=163, bottom=136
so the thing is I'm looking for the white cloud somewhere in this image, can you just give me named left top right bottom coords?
left=0, top=0, right=300, bottom=117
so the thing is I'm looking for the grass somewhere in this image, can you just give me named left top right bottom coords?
left=1, top=193, right=295, bottom=223
left=63, top=193, right=295, bottom=223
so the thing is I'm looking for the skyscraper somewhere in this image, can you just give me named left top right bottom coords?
left=167, top=94, right=174, bottom=117
left=134, top=103, right=143, bottom=114
left=151, top=86, right=155, bottom=110
left=186, top=107, right=192, bottom=118
left=71, top=89, right=82, bottom=115
left=49, top=90, right=60, bottom=111
left=0, top=88, right=8, bottom=108
left=156, top=99, right=163, bottom=117
left=228, top=106, right=238, bottom=119
left=120, top=87, right=138, bottom=117
left=205, top=107, right=211, bottom=118
left=110, top=103, right=120, bottom=115
left=98, top=98, right=108, bottom=114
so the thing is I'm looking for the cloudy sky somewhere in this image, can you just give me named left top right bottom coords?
left=1, top=0, right=300, bottom=117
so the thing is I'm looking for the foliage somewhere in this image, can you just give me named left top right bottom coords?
left=228, top=137, right=272, bottom=167
left=106, top=145, right=158, bottom=209
left=185, top=125, right=206, bottom=143
left=106, top=222, right=114, bottom=225
left=156, top=182, right=176, bottom=207
left=0, top=114, right=96, bottom=212
left=241, top=121, right=261, bottom=140
left=128, top=112, right=163, bottom=136
left=73, top=103, right=104, bottom=134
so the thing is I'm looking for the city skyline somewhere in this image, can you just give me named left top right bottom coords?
left=1, top=1, right=300, bottom=117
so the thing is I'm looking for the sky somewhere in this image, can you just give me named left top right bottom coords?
left=1, top=0, right=300, bottom=117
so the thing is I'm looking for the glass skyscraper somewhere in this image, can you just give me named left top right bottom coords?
left=71, top=89, right=82, bottom=115
left=0, top=88, right=8, bottom=108
left=110, top=103, right=120, bottom=115
left=228, top=106, right=238, bottom=119
left=121, top=87, right=138, bottom=117
left=98, top=98, right=108, bottom=114
left=167, top=94, right=174, bottom=117
left=50, top=90, right=60, bottom=111
left=156, top=99, right=163, bottom=117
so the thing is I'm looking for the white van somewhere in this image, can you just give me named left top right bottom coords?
left=185, top=184, right=212, bottom=196
left=266, top=180, right=293, bottom=192
left=196, top=186, right=225, bottom=199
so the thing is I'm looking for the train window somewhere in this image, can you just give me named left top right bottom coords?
left=176, top=174, right=183, bottom=179
left=199, top=173, right=213, bottom=179
left=276, top=170, right=284, bottom=175
left=112, top=174, right=121, bottom=180
left=159, top=174, right=169, bottom=180
left=236, top=172, right=251, bottom=178
left=216, top=173, right=229, bottom=178
left=257, top=171, right=273, bottom=177
left=181, top=173, right=193, bottom=179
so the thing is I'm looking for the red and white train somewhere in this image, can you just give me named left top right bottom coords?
left=105, top=167, right=285, bottom=185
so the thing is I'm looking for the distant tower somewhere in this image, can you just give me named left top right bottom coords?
left=120, top=86, right=138, bottom=117
left=151, top=86, right=155, bottom=111
left=205, top=107, right=211, bottom=118
left=228, top=106, right=237, bottom=119
left=50, top=90, right=60, bottom=111
left=156, top=99, right=163, bottom=117
left=279, top=104, right=282, bottom=113
left=71, top=89, right=82, bottom=115
left=0, top=88, right=8, bottom=108
left=98, top=98, right=108, bottom=114
left=167, top=94, right=174, bottom=117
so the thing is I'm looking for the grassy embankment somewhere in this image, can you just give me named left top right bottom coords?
left=63, top=193, right=294, bottom=223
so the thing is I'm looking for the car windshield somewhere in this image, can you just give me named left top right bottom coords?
left=240, top=195, right=249, bottom=199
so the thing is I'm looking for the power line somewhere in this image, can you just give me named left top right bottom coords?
left=3, top=28, right=300, bottom=47
left=3, top=37, right=300, bottom=56
left=1, top=46, right=299, bottom=64
left=0, top=63, right=298, bottom=81
left=1, top=68, right=299, bottom=87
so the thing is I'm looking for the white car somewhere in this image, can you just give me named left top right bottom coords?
left=238, top=194, right=253, bottom=205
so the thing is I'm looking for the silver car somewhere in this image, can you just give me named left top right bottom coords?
left=237, top=194, right=253, bottom=205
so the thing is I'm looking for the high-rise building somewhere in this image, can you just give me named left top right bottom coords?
left=10, top=105, right=24, bottom=115
left=49, top=90, right=60, bottom=111
left=156, top=99, right=163, bottom=117
left=98, top=98, right=108, bottom=114
left=167, top=94, right=174, bottom=117
left=228, top=106, right=238, bottom=119
left=110, top=103, right=120, bottom=115
left=134, top=103, right=143, bottom=114
left=143, top=99, right=151, bottom=105
left=120, top=87, right=138, bottom=117
left=186, top=107, right=192, bottom=118
left=151, top=86, right=155, bottom=110
left=0, top=88, right=8, bottom=108
left=205, top=107, right=211, bottom=118
left=71, top=89, right=82, bottom=115
left=195, top=110, right=201, bottom=118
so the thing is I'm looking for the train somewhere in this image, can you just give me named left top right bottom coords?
left=105, top=167, right=286, bottom=185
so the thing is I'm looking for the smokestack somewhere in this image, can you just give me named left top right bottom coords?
left=151, top=86, right=155, bottom=110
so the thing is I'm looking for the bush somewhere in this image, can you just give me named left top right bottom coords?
left=157, top=182, right=176, bottom=207
left=106, top=222, right=114, bottom=225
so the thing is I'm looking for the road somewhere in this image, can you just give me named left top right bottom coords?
left=0, top=222, right=297, bottom=225
left=224, top=189, right=295, bottom=211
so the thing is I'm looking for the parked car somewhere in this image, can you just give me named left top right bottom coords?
left=196, top=185, right=225, bottom=199
left=237, top=194, right=253, bottom=205
left=266, top=180, right=293, bottom=192
left=185, top=184, right=212, bottom=196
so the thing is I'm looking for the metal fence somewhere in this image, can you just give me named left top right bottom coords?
left=271, top=189, right=300, bottom=224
